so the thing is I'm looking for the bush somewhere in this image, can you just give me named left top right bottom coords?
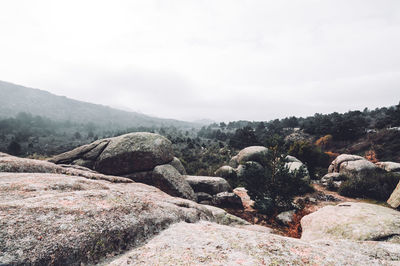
left=338, top=171, right=400, bottom=201
left=244, top=147, right=313, bottom=215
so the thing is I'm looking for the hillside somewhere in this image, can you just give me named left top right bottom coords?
left=0, top=80, right=196, bottom=129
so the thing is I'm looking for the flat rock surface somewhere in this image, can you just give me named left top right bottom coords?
left=301, top=202, right=400, bottom=243
left=0, top=172, right=218, bottom=265
left=106, top=221, right=400, bottom=265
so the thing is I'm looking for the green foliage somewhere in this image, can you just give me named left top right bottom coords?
left=244, top=147, right=313, bottom=215
left=229, top=126, right=259, bottom=149
left=338, top=171, right=400, bottom=201
left=288, top=141, right=330, bottom=179
left=7, top=140, right=21, bottom=155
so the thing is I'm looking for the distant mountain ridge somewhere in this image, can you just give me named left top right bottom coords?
left=0, top=80, right=198, bottom=129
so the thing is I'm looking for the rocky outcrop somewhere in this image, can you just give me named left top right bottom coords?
left=301, top=202, right=400, bottom=243
left=49, top=133, right=197, bottom=201
left=377, top=162, right=400, bottom=208
left=328, top=154, right=378, bottom=176
left=320, top=173, right=347, bottom=189
left=0, top=172, right=222, bottom=265
left=214, top=165, right=237, bottom=180
left=185, top=176, right=242, bottom=208
left=107, top=221, right=400, bottom=265
left=50, top=132, right=174, bottom=175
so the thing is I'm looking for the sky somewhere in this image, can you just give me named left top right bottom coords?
left=0, top=0, right=400, bottom=122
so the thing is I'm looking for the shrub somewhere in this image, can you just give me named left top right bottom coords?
left=244, top=147, right=313, bottom=215
left=338, top=171, right=400, bottom=201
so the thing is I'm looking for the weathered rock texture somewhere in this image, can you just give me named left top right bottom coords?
left=0, top=172, right=244, bottom=265
left=106, top=221, right=400, bottom=265
left=236, top=146, right=269, bottom=165
left=48, top=133, right=196, bottom=200
left=328, top=154, right=378, bottom=176
left=49, top=133, right=174, bottom=175
left=301, top=202, right=400, bottom=243
left=377, top=161, right=400, bottom=173
left=388, top=182, right=400, bottom=208
left=185, top=175, right=242, bottom=208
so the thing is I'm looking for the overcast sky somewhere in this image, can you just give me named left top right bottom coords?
left=1, top=1, right=399, bottom=122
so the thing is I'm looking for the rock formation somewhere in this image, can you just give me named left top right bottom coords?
left=49, top=133, right=196, bottom=200
left=301, top=202, right=400, bottom=243
left=1, top=153, right=400, bottom=265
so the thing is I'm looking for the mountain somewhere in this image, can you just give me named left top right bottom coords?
left=0, top=80, right=197, bottom=129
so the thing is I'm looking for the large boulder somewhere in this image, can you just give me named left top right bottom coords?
left=95, top=133, right=174, bottom=175
left=320, top=172, right=347, bottom=189
left=49, top=133, right=174, bottom=175
left=236, top=146, right=269, bottom=165
left=168, top=157, right=187, bottom=175
left=125, top=165, right=196, bottom=201
left=328, top=154, right=378, bottom=176
left=107, top=221, right=400, bottom=265
left=186, top=175, right=231, bottom=195
left=211, top=192, right=243, bottom=209
left=236, top=161, right=264, bottom=179
left=301, top=202, right=400, bottom=243
left=0, top=172, right=223, bottom=265
left=214, top=165, right=237, bottom=180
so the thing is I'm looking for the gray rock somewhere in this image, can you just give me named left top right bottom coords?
left=214, top=165, right=237, bottom=180
left=212, top=192, right=243, bottom=208
left=276, top=210, right=296, bottom=225
left=228, top=155, right=239, bottom=168
left=236, top=146, right=269, bottom=165
left=320, top=173, right=347, bottom=188
left=236, top=161, right=264, bottom=179
left=328, top=154, right=374, bottom=174
left=186, top=175, right=231, bottom=195
left=50, top=133, right=174, bottom=176
left=388, top=181, right=400, bottom=208
left=95, top=133, right=174, bottom=175
left=0, top=172, right=222, bottom=265
left=301, top=202, right=400, bottom=243
left=126, top=165, right=196, bottom=201
left=168, top=157, right=187, bottom=175
left=285, top=160, right=311, bottom=183
left=106, top=221, right=400, bottom=265
left=196, top=192, right=213, bottom=202
left=285, top=155, right=302, bottom=163
left=377, top=161, right=400, bottom=173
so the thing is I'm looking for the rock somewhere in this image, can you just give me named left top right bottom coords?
left=228, top=155, right=239, bottom=168
left=212, top=192, right=243, bottom=208
left=168, top=157, right=187, bottom=175
left=107, top=221, right=400, bottom=265
left=49, top=133, right=174, bottom=175
left=126, top=165, right=196, bottom=201
left=328, top=154, right=378, bottom=175
left=236, top=161, right=264, bottom=179
left=48, top=139, right=110, bottom=165
left=0, top=172, right=227, bottom=265
left=196, top=192, right=213, bottom=202
left=236, top=146, right=269, bottom=165
left=200, top=205, right=249, bottom=225
left=301, top=202, right=400, bottom=243
left=214, top=165, right=237, bottom=180
left=95, top=133, right=174, bottom=175
left=388, top=181, right=400, bottom=208
left=285, top=159, right=311, bottom=183
left=377, top=161, right=400, bottom=173
left=286, top=155, right=302, bottom=163
left=276, top=210, right=296, bottom=225
left=0, top=153, right=131, bottom=183
left=185, top=175, right=231, bottom=195
left=320, top=173, right=347, bottom=189
left=233, top=187, right=255, bottom=210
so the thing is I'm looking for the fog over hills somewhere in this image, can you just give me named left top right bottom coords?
left=0, top=80, right=198, bottom=129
